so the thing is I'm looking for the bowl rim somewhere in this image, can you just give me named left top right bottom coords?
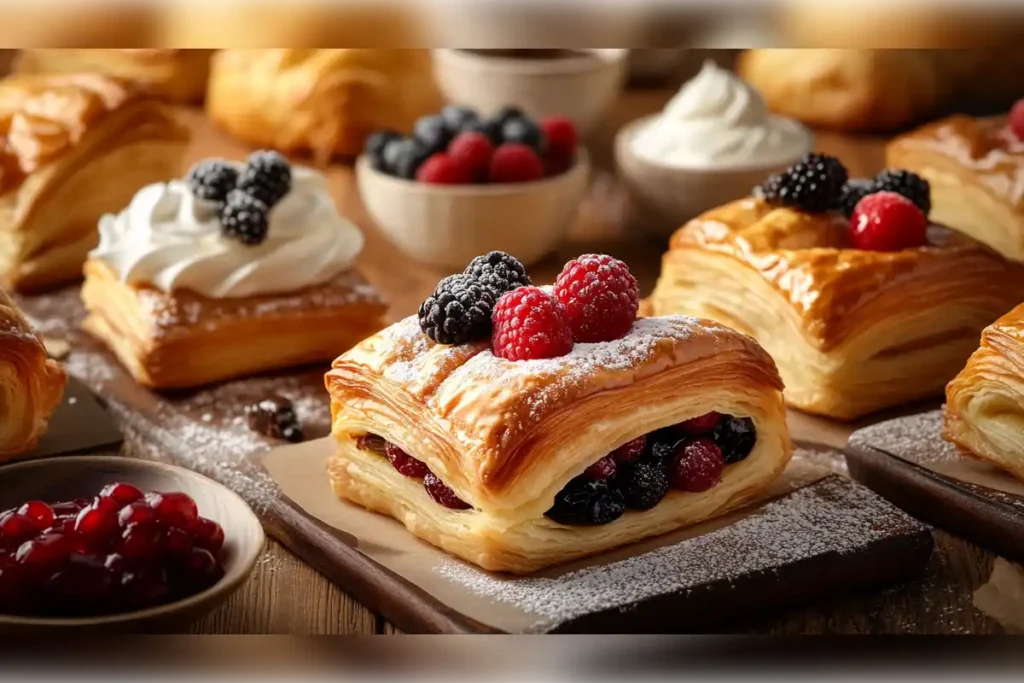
left=432, top=48, right=629, bottom=75
left=356, top=147, right=591, bottom=197
left=614, top=114, right=815, bottom=175
left=0, top=455, right=265, bottom=628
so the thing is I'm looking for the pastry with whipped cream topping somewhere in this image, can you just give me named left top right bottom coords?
left=81, top=151, right=388, bottom=389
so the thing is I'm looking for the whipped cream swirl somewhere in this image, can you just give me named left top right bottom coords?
left=631, top=60, right=811, bottom=169
left=91, top=165, right=364, bottom=298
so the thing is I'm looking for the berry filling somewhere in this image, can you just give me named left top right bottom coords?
left=356, top=435, right=470, bottom=511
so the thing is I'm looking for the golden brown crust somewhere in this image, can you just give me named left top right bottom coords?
left=206, top=49, right=442, bottom=160
left=0, top=286, right=67, bottom=459
left=81, top=260, right=388, bottom=390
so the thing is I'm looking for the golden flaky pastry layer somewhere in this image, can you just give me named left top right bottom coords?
left=0, top=73, right=189, bottom=292
left=82, top=260, right=388, bottom=390
left=646, top=197, right=1024, bottom=420
left=887, top=115, right=1024, bottom=262
left=0, top=286, right=66, bottom=460
left=945, top=302, right=1024, bottom=482
left=326, top=315, right=792, bottom=574
left=206, top=49, right=442, bottom=161
left=14, top=50, right=214, bottom=104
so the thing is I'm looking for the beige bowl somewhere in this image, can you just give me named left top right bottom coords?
left=356, top=151, right=590, bottom=271
left=0, top=456, right=264, bottom=634
left=432, top=49, right=628, bottom=136
left=614, top=115, right=813, bottom=239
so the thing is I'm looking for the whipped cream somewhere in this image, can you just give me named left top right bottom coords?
left=91, top=165, right=365, bottom=299
left=630, top=60, right=811, bottom=169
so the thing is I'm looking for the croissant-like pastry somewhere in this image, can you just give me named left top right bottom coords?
left=0, top=73, right=189, bottom=293
left=14, top=49, right=214, bottom=104
left=206, top=49, right=443, bottom=160
left=0, top=287, right=67, bottom=459
left=645, top=196, right=1024, bottom=420
left=886, top=115, right=1024, bottom=263
left=325, top=314, right=792, bottom=574
left=944, top=302, right=1024, bottom=482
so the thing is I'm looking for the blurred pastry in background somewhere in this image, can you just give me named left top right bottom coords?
left=206, top=49, right=442, bottom=162
left=14, top=49, right=214, bottom=104
left=0, top=73, right=188, bottom=293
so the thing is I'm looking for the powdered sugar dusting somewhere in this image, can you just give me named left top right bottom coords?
left=849, top=410, right=959, bottom=464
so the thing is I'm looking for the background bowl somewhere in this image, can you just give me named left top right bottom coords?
left=0, top=456, right=264, bottom=634
left=432, top=49, right=629, bottom=136
left=356, top=150, right=590, bottom=271
left=614, top=114, right=813, bottom=239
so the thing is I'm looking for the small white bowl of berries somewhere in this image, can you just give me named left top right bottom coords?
left=0, top=456, right=263, bottom=633
left=356, top=105, right=589, bottom=270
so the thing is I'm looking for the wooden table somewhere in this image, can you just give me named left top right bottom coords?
left=101, top=92, right=1006, bottom=633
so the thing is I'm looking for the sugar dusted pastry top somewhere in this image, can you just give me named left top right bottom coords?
left=0, top=73, right=142, bottom=195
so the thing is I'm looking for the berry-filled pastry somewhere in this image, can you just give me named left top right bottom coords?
left=0, top=73, right=188, bottom=292
left=82, top=151, right=388, bottom=390
left=326, top=252, right=792, bottom=574
left=0, top=286, right=67, bottom=459
left=646, top=153, right=1024, bottom=421
left=886, top=97, right=1024, bottom=262
left=944, top=302, right=1024, bottom=482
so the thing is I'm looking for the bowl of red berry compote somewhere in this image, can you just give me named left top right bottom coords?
left=0, top=456, right=263, bottom=632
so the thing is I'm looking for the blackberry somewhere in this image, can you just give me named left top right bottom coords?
left=220, top=190, right=270, bottom=246
left=872, top=169, right=931, bottom=215
left=245, top=396, right=303, bottom=443
left=838, top=178, right=874, bottom=217
left=649, top=433, right=684, bottom=467
left=711, top=416, right=757, bottom=465
left=545, top=478, right=625, bottom=526
left=760, top=153, right=848, bottom=213
left=463, top=251, right=531, bottom=300
left=365, top=130, right=400, bottom=172
left=417, top=274, right=495, bottom=345
left=617, top=460, right=670, bottom=511
left=483, top=106, right=526, bottom=145
left=499, top=117, right=545, bottom=152
left=384, top=138, right=429, bottom=180
left=186, top=159, right=237, bottom=204
left=440, top=105, right=479, bottom=135
left=237, top=150, right=292, bottom=208
left=413, top=114, right=452, bottom=156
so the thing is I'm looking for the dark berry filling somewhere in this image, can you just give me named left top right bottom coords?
left=357, top=435, right=470, bottom=511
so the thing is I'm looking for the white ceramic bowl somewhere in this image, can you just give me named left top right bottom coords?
left=614, top=115, right=814, bottom=239
left=432, top=49, right=629, bottom=136
left=357, top=151, right=590, bottom=271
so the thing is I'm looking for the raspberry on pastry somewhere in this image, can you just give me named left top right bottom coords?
left=554, top=254, right=640, bottom=343
left=850, top=191, right=928, bottom=252
left=491, top=285, right=573, bottom=361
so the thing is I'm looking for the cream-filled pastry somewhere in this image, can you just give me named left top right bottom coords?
left=647, top=153, right=1024, bottom=420
left=326, top=252, right=792, bottom=574
left=82, top=151, right=388, bottom=389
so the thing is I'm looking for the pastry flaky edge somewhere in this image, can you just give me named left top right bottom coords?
left=886, top=115, right=1024, bottom=263
left=944, top=302, right=1024, bottom=482
left=81, top=261, right=389, bottom=391
left=645, top=196, right=1024, bottom=421
left=324, top=314, right=793, bottom=575
left=0, top=286, right=67, bottom=460
left=0, top=73, right=190, bottom=293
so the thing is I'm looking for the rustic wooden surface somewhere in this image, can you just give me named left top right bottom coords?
left=90, top=91, right=1006, bottom=633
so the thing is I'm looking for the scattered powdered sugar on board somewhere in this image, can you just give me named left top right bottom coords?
left=791, top=444, right=850, bottom=477
left=437, top=476, right=920, bottom=631
left=848, top=410, right=959, bottom=464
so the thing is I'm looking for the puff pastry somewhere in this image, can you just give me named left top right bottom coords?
left=646, top=196, right=1024, bottom=420
left=325, top=314, right=792, bottom=574
left=0, top=286, right=67, bottom=459
left=14, top=50, right=213, bottom=104
left=0, top=73, right=189, bottom=293
left=944, top=302, right=1024, bottom=482
left=206, top=49, right=442, bottom=160
left=886, top=115, right=1024, bottom=262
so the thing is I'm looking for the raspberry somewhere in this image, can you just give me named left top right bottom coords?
left=618, top=460, right=670, bottom=511
left=611, top=435, right=647, bottom=465
left=872, top=169, right=931, bottom=216
left=448, top=132, right=494, bottom=181
left=583, top=455, right=617, bottom=481
left=489, top=144, right=544, bottom=184
left=711, top=416, right=757, bottom=465
left=237, top=150, right=292, bottom=207
left=418, top=274, right=494, bottom=345
left=539, top=116, right=578, bottom=158
left=186, top=159, right=237, bottom=204
left=491, top=286, right=574, bottom=361
left=850, top=191, right=928, bottom=252
left=220, top=190, right=269, bottom=246
left=545, top=478, right=625, bottom=526
left=758, top=152, right=848, bottom=213
left=423, top=473, right=471, bottom=510
left=670, top=438, right=724, bottom=492
left=385, top=442, right=430, bottom=479
left=415, top=153, right=473, bottom=185
left=838, top=179, right=874, bottom=218
left=1011, top=98, right=1024, bottom=141
left=553, top=254, right=640, bottom=343
left=463, top=250, right=531, bottom=300
left=677, top=412, right=721, bottom=435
